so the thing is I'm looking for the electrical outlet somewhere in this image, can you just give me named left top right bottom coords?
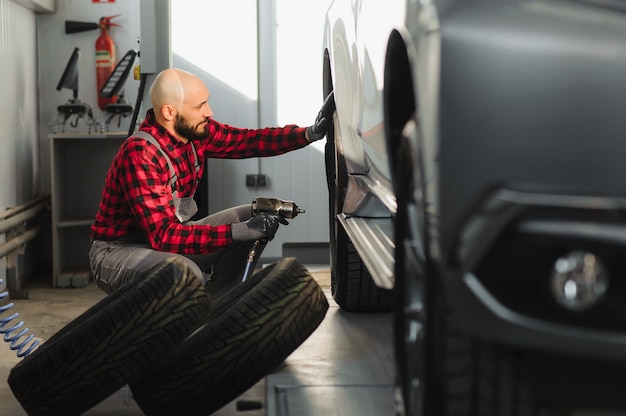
left=246, top=174, right=268, bottom=187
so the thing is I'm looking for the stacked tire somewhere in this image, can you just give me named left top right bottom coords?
left=8, top=256, right=328, bottom=416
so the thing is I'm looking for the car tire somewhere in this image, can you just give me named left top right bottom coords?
left=7, top=257, right=212, bottom=416
left=129, top=257, right=329, bottom=416
left=393, top=120, right=535, bottom=415
left=393, top=117, right=430, bottom=415
left=325, top=113, right=390, bottom=312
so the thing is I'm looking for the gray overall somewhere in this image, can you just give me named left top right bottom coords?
left=89, top=132, right=263, bottom=298
left=136, top=131, right=201, bottom=223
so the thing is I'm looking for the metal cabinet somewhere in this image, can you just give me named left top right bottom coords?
left=50, top=133, right=126, bottom=287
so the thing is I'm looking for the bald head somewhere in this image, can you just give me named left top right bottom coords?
left=149, top=68, right=201, bottom=111
left=148, top=68, right=213, bottom=142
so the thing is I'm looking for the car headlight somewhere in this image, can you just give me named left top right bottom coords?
left=549, top=250, right=609, bottom=312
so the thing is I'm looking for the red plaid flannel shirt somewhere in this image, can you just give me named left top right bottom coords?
left=90, top=109, right=309, bottom=254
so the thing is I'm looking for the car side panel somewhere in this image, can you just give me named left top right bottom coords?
left=325, top=0, right=405, bottom=217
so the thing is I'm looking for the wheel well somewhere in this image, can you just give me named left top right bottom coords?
left=323, top=48, right=336, bottom=193
left=323, top=48, right=334, bottom=99
left=384, top=30, right=416, bottom=192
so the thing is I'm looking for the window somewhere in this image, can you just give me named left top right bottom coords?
left=171, top=0, right=258, bottom=100
left=276, top=0, right=332, bottom=136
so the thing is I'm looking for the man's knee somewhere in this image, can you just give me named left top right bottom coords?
left=176, top=255, right=207, bottom=284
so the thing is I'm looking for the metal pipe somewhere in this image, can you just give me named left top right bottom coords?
left=0, top=203, right=48, bottom=235
left=0, top=195, right=49, bottom=222
left=0, top=226, right=41, bottom=260
left=0, top=196, right=49, bottom=295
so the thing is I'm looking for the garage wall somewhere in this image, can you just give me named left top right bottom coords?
left=0, top=0, right=49, bottom=288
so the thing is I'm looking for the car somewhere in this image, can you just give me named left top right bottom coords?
left=322, top=0, right=626, bottom=415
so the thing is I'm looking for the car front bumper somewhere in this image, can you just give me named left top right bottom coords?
left=445, top=188, right=626, bottom=363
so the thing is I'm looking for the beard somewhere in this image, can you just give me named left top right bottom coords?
left=174, top=114, right=210, bottom=141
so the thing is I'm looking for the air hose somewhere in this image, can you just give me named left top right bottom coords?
left=0, top=279, right=40, bottom=357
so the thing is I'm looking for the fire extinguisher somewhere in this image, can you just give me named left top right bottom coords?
left=95, top=15, right=120, bottom=111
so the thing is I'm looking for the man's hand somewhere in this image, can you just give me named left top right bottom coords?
left=231, top=213, right=289, bottom=242
left=306, top=91, right=335, bottom=142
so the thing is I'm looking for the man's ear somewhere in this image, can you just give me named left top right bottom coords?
left=160, top=104, right=176, bottom=122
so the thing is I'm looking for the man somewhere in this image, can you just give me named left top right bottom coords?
left=89, top=68, right=333, bottom=297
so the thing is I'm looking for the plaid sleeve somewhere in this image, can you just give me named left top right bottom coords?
left=120, top=139, right=233, bottom=254
left=200, top=120, right=310, bottom=158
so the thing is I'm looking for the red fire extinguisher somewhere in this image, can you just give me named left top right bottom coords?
left=95, top=15, right=120, bottom=111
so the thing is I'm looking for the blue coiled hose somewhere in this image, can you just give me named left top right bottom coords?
left=0, top=279, right=40, bottom=357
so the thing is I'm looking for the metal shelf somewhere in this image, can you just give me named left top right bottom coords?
left=50, top=133, right=126, bottom=287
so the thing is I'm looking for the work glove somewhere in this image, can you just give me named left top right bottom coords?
left=231, top=213, right=289, bottom=242
left=306, top=91, right=335, bottom=142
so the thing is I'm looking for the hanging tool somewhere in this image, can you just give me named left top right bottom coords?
left=0, top=279, right=40, bottom=358
left=241, top=198, right=305, bottom=282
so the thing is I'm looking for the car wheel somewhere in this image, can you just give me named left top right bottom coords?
left=393, top=117, right=535, bottom=415
left=129, top=257, right=329, bottom=416
left=8, top=258, right=212, bottom=416
left=325, top=112, right=390, bottom=312
left=393, top=116, right=432, bottom=416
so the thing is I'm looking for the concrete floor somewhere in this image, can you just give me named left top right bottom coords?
left=0, top=266, right=396, bottom=416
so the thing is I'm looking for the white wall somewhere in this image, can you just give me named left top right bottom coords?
left=273, top=0, right=333, bottom=259
left=1, top=0, right=53, bottom=287
left=1, top=0, right=39, bottom=208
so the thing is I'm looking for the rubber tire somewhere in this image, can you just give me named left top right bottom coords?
left=334, top=230, right=390, bottom=312
left=210, top=258, right=280, bottom=316
left=426, top=285, right=535, bottom=416
left=8, top=257, right=212, bottom=416
left=129, top=257, right=329, bottom=416
left=393, top=123, right=430, bottom=416
left=325, top=115, right=390, bottom=313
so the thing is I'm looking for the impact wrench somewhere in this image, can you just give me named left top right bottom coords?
left=241, top=197, right=305, bottom=282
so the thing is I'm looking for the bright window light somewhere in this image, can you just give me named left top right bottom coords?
left=171, top=0, right=258, bottom=100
